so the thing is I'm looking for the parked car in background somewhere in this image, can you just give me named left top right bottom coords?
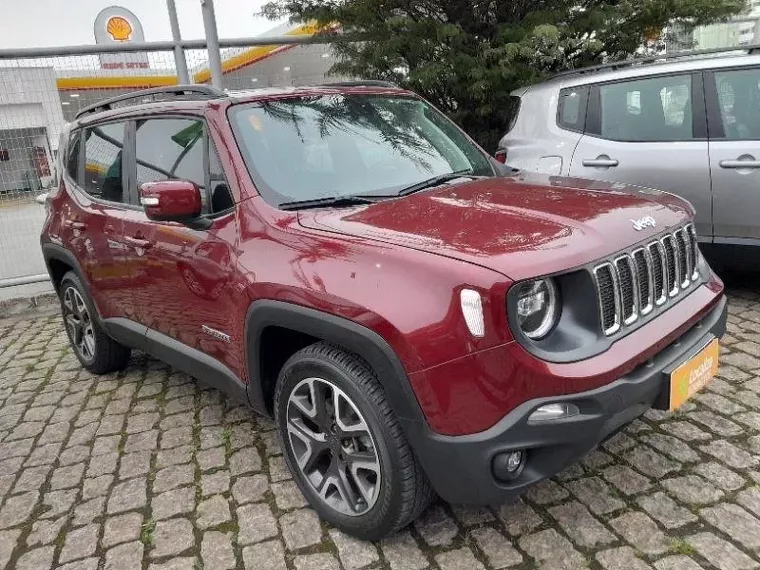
left=496, top=47, right=760, bottom=269
left=41, top=84, right=725, bottom=540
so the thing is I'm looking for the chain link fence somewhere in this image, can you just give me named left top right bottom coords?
left=0, top=37, right=342, bottom=297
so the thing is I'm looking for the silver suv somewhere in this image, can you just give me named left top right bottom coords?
left=497, top=48, right=760, bottom=263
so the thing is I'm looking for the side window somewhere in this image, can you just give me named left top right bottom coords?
left=82, top=123, right=126, bottom=203
left=208, top=139, right=234, bottom=214
left=557, top=86, right=588, bottom=132
left=712, top=68, right=760, bottom=140
left=65, top=131, right=81, bottom=182
left=135, top=117, right=205, bottom=192
left=597, top=75, right=693, bottom=142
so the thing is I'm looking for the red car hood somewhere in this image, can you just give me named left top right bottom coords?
left=297, top=172, right=694, bottom=281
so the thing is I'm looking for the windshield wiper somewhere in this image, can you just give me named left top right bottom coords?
left=397, top=169, right=476, bottom=196
left=278, top=195, right=379, bottom=211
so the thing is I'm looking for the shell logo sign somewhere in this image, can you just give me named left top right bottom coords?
left=106, top=16, right=133, bottom=42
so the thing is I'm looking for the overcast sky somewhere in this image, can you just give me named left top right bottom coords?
left=0, top=0, right=288, bottom=48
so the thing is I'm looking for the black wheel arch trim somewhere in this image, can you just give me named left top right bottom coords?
left=41, top=243, right=98, bottom=314
left=244, top=300, right=426, bottom=426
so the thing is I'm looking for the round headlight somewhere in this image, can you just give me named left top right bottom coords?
left=514, top=279, right=560, bottom=340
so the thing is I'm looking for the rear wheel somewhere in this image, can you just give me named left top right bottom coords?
left=59, top=271, right=131, bottom=374
left=274, top=342, right=434, bottom=540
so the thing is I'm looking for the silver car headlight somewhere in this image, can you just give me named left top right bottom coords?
left=514, top=279, right=560, bottom=340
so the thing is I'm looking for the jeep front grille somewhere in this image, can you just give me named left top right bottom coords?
left=593, top=224, right=700, bottom=336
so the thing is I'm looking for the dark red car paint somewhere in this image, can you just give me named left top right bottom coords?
left=42, top=86, right=725, bottom=436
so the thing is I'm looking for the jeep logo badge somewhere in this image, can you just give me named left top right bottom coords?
left=631, top=216, right=656, bottom=231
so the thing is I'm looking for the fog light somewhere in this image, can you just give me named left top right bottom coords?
left=528, top=403, right=579, bottom=423
left=493, top=449, right=526, bottom=481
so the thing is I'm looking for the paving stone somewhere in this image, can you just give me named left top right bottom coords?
left=87, top=452, right=118, bottom=478
left=59, top=524, right=99, bottom=563
left=107, top=477, right=147, bottom=514
left=16, top=545, right=54, bottom=570
left=152, top=486, right=195, bottom=520
left=582, top=449, right=615, bottom=470
left=623, top=446, right=681, bottom=479
left=525, top=479, right=569, bottom=504
left=0, top=530, right=20, bottom=570
left=637, top=492, right=698, bottom=529
left=602, top=465, right=651, bottom=495
left=197, top=446, right=226, bottom=471
left=693, top=462, right=746, bottom=491
left=103, top=512, right=143, bottom=548
left=414, top=505, right=458, bottom=547
left=232, top=474, right=268, bottom=504
left=330, top=528, right=380, bottom=569
left=700, top=440, right=759, bottom=469
left=641, top=434, right=700, bottom=463
left=450, top=505, right=495, bottom=526
left=242, top=540, right=287, bottom=570
left=126, top=412, right=159, bottom=434
left=238, top=502, right=278, bottom=545
left=435, top=547, right=485, bottom=570
left=50, top=462, right=85, bottom=490
left=654, top=556, right=705, bottom=570
left=57, top=557, right=99, bottom=570
left=0, top=491, right=38, bottom=528
left=230, top=447, right=262, bottom=475
left=156, top=445, right=193, bottom=469
left=266, top=455, right=291, bottom=483
left=380, top=530, right=428, bottom=570
left=153, top=464, right=194, bottom=494
left=667, top=421, right=711, bottom=442
left=202, top=471, right=230, bottom=497
left=82, top=474, right=113, bottom=500
left=119, top=451, right=151, bottom=480
left=160, top=427, right=193, bottom=449
left=280, top=508, right=322, bottom=550
left=124, top=430, right=158, bottom=454
left=661, top=475, right=724, bottom=505
left=566, top=477, right=626, bottom=515
left=596, top=546, right=652, bottom=570
left=737, top=487, right=760, bottom=517
left=24, top=442, right=62, bottom=467
left=686, top=532, right=759, bottom=570
left=549, top=501, right=616, bottom=548
left=92, top=436, right=120, bottom=456
left=26, top=516, right=66, bottom=547
left=498, top=499, right=543, bottom=536
left=201, top=531, right=235, bottom=570
left=609, top=511, right=669, bottom=555
left=271, top=480, right=308, bottom=510
left=152, top=518, right=194, bottom=558
left=519, top=529, right=587, bottom=569
left=701, top=503, right=760, bottom=550
left=196, top=494, right=231, bottom=529
left=290, top=554, right=339, bottom=570
left=105, top=541, right=144, bottom=570
left=13, top=465, right=51, bottom=493
left=471, top=527, right=523, bottom=568
left=72, top=496, right=105, bottom=526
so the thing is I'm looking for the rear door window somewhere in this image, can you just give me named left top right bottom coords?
left=710, top=67, right=760, bottom=140
left=592, top=75, right=694, bottom=142
left=65, top=131, right=81, bottom=183
left=504, top=95, right=522, bottom=134
left=82, top=122, right=127, bottom=203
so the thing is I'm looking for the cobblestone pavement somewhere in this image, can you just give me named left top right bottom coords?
left=1, top=288, right=759, bottom=570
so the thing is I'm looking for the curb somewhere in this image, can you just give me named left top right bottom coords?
left=0, top=293, right=59, bottom=319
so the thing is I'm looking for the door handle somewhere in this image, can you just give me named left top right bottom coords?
left=124, top=236, right=153, bottom=249
left=583, top=158, right=619, bottom=168
left=63, top=220, right=86, bottom=230
left=719, top=159, right=760, bottom=169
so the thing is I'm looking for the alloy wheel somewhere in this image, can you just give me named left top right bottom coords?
left=62, top=286, right=96, bottom=363
left=286, top=377, right=381, bottom=516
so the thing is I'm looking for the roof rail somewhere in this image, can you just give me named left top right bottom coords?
left=324, top=80, right=400, bottom=88
left=552, top=43, right=760, bottom=79
left=75, top=85, right=228, bottom=120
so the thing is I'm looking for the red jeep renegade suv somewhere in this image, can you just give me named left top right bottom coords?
left=41, top=84, right=726, bottom=540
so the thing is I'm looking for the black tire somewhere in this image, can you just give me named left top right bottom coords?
left=59, top=271, right=131, bottom=374
left=274, top=341, right=434, bottom=541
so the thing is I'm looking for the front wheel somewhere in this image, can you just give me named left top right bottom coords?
left=274, top=342, right=433, bottom=540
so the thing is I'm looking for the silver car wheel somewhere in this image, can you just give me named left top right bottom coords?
left=286, top=377, right=382, bottom=516
left=62, top=286, right=96, bottom=363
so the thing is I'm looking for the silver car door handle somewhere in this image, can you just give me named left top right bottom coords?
left=582, top=158, right=619, bottom=167
left=719, top=160, right=760, bottom=169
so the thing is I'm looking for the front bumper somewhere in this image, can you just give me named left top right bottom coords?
left=408, top=294, right=727, bottom=505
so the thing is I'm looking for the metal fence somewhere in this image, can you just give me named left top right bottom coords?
left=0, top=34, right=341, bottom=295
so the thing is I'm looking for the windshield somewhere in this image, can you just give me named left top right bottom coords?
left=229, top=94, right=494, bottom=206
